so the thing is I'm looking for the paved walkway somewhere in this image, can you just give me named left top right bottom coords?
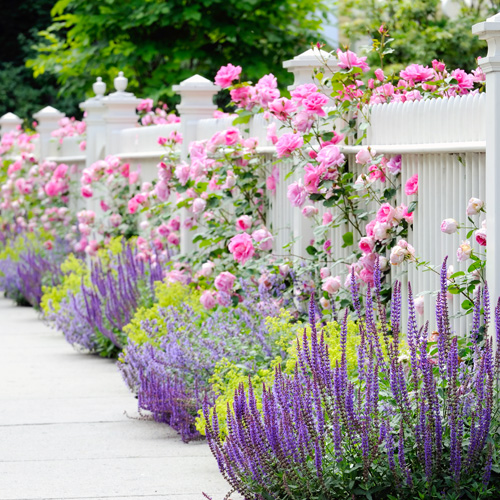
left=0, top=298, right=232, bottom=500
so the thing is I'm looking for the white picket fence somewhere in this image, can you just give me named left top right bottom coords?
left=2, top=12, right=500, bottom=336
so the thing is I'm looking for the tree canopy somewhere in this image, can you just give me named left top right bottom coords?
left=339, top=0, right=500, bottom=75
left=27, top=0, right=330, bottom=107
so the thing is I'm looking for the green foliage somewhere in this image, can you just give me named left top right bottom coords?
left=340, top=0, right=500, bottom=74
left=28, top=0, right=330, bottom=107
left=0, top=0, right=80, bottom=120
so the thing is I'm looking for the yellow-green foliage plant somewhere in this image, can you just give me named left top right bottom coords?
left=196, top=309, right=404, bottom=437
left=123, top=281, right=204, bottom=346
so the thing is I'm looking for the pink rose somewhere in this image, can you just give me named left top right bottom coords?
left=322, top=276, right=341, bottom=294
left=53, top=163, right=68, bottom=180
left=192, top=197, right=207, bottom=214
left=302, top=205, right=318, bottom=218
left=228, top=233, right=255, bottom=264
left=475, top=227, right=487, bottom=247
left=355, top=148, right=373, bottom=164
left=175, top=162, right=191, bottom=186
left=322, top=211, right=333, bottom=225
left=336, top=49, right=369, bottom=72
left=287, top=180, right=307, bottom=207
left=320, top=267, right=331, bottom=279
left=200, top=261, right=215, bottom=277
left=466, top=197, right=484, bottom=216
left=441, top=218, right=458, bottom=234
left=303, top=92, right=329, bottom=116
left=167, top=233, right=180, bottom=246
left=275, top=133, right=304, bottom=158
left=215, top=63, right=242, bottom=88
left=304, top=163, right=324, bottom=193
left=236, top=215, right=252, bottom=231
left=400, top=64, right=434, bottom=83
left=269, top=97, right=297, bottom=120
left=405, top=174, right=418, bottom=195
left=214, top=271, right=236, bottom=292
left=376, top=203, right=395, bottom=224
left=223, top=127, right=240, bottom=146
left=252, top=229, right=273, bottom=251
left=316, top=145, right=345, bottom=169
left=81, top=186, right=93, bottom=198
left=200, top=290, right=217, bottom=310
left=110, top=214, right=122, bottom=227
left=129, top=170, right=140, bottom=185
left=359, top=236, right=375, bottom=254
left=374, top=68, right=385, bottom=81
left=414, top=296, right=425, bottom=315
left=290, top=83, right=318, bottom=104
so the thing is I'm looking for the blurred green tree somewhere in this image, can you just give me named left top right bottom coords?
left=0, top=0, right=80, bottom=122
left=339, top=0, right=500, bottom=75
left=27, top=0, right=330, bottom=108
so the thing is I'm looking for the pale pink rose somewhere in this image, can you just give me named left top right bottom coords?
left=359, top=236, right=375, bottom=254
left=457, top=240, right=472, bottom=261
left=359, top=268, right=374, bottom=285
left=175, top=162, right=191, bottom=186
left=319, top=297, right=331, bottom=309
left=269, top=97, right=297, bottom=120
left=200, top=290, right=217, bottom=310
left=466, top=197, right=484, bottom=216
left=414, top=296, right=425, bottom=315
left=43, top=240, right=53, bottom=250
left=279, top=264, right=290, bottom=276
left=79, top=140, right=86, bottom=151
left=303, top=92, right=329, bottom=116
left=304, top=163, right=324, bottom=193
left=322, top=276, right=341, bottom=294
left=441, top=218, right=458, bottom=234
left=223, top=127, right=240, bottom=146
left=167, top=232, right=180, bottom=246
left=110, top=213, right=122, bottom=227
left=374, top=68, right=385, bottom=81
left=129, top=170, right=140, bottom=185
left=320, top=267, right=331, bottom=279
left=275, top=133, right=304, bottom=158
left=236, top=215, right=252, bottom=231
left=322, top=211, right=333, bottom=225
left=400, top=64, right=434, bottom=83
left=292, top=111, right=315, bottom=133
left=78, top=223, right=91, bottom=236
left=252, top=228, right=273, bottom=251
left=355, top=148, right=373, bottom=164
left=287, top=180, right=307, bottom=207
left=200, top=261, right=215, bottom=277
left=166, top=270, right=188, bottom=284
left=405, top=174, right=418, bottom=195
left=336, top=49, right=369, bottom=72
left=53, top=163, right=68, bottom=180
left=387, top=155, right=402, bottom=175
left=215, top=63, right=242, bottom=88
left=316, top=145, right=345, bottom=169
left=290, top=83, right=318, bottom=104
left=376, top=203, right=395, bottom=224
left=266, top=122, right=278, bottom=145
left=214, top=271, right=236, bottom=292
left=192, top=197, right=207, bottom=214
left=228, top=233, right=255, bottom=264
left=302, top=205, right=318, bottom=218
left=475, top=227, right=487, bottom=247
left=390, top=245, right=406, bottom=265
left=85, top=240, right=99, bottom=256
left=223, top=171, right=236, bottom=189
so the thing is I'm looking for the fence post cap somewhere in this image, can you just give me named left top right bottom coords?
left=0, top=112, right=23, bottom=125
left=33, top=106, right=65, bottom=121
left=173, top=74, right=220, bottom=91
left=473, top=12, right=500, bottom=36
left=283, top=47, right=333, bottom=69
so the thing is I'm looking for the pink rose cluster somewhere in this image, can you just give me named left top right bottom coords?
left=137, top=99, right=180, bottom=126
left=51, top=117, right=86, bottom=144
left=228, top=226, right=274, bottom=265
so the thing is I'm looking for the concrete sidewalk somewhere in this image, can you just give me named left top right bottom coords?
left=0, top=298, right=232, bottom=500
